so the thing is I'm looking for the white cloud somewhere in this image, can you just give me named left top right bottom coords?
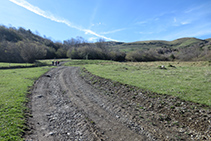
left=88, top=37, right=98, bottom=42
left=90, top=22, right=106, bottom=28
left=136, top=21, right=148, bottom=25
left=83, top=29, right=116, bottom=40
left=101, top=28, right=125, bottom=35
left=172, top=17, right=191, bottom=26
left=139, top=31, right=153, bottom=34
left=185, top=5, right=203, bottom=13
left=181, top=21, right=190, bottom=25
left=9, top=0, right=117, bottom=41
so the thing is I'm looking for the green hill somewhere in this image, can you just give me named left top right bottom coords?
left=0, top=25, right=64, bottom=63
left=1, top=25, right=211, bottom=62
left=110, top=37, right=209, bottom=52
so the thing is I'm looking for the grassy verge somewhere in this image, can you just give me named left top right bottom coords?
left=0, top=63, right=34, bottom=68
left=63, top=59, right=113, bottom=66
left=0, top=67, right=50, bottom=140
left=81, top=61, right=211, bottom=106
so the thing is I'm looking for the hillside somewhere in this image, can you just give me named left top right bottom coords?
left=0, top=25, right=211, bottom=62
left=0, top=26, right=127, bottom=63
left=110, top=37, right=210, bottom=52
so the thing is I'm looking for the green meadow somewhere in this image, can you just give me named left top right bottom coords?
left=0, top=67, right=50, bottom=140
left=0, top=63, right=33, bottom=68
left=83, top=61, right=211, bottom=106
left=63, top=59, right=112, bottom=66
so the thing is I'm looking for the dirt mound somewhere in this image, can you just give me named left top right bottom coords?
left=82, top=68, right=211, bottom=140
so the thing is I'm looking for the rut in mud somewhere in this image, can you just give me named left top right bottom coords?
left=25, top=66, right=211, bottom=140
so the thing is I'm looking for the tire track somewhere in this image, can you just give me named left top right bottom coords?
left=26, top=66, right=148, bottom=140
left=59, top=67, right=147, bottom=141
left=26, top=67, right=102, bottom=141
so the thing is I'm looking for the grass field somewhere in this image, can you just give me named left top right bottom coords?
left=63, top=59, right=112, bottom=66
left=0, top=63, right=33, bottom=68
left=0, top=67, right=50, bottom=140
left=82, top=61, right=211, bottom=106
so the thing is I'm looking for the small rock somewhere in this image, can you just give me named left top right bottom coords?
left=179, top=128, right=185, bottom=133
left=45, top=74, right=51, bottom=77
left=46, top=113, right=51, bottom=116
left=49, top=131, right=54, bottom=136
left=76, top=131, right=82, bottom=135
left=37, top=95, right=43, bottom=98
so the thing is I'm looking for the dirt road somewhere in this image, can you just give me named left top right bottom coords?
left=25, top=67, right=148, bottom=140
left=25, top=66, right=211, bottom=140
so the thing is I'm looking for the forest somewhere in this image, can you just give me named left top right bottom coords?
left=0, top=25, right=211, bottom=63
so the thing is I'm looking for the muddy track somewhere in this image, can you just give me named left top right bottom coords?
left=25, top=67, right=147, bottom=140
left=25, top=66, right=211, bottom=141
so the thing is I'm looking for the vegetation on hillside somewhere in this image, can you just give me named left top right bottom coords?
left=0, top=26, right=125, bottom=63
left=0, top=25, right=211, bottom=63
left=111, top=37, right=211, bottom=61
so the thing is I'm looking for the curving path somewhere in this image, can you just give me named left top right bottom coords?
left=25, top=66, right=211, bottom=140
left=25, top=66, right=147, bottom=141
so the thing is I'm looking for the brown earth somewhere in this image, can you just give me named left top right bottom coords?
left=25, top=66, right=211, bottom=140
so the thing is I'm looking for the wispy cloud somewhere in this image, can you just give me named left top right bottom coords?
left=135, top=16, right=161, bottom=26
left=173, top=19, right=191, bottom=26
left=139, top=31, right=153, bottom=34
left=101, top=28, right=125, bottom=35
left=181, top=21, right=190, bottom=25
left=185, top=5, right=203, bottom=13
left=88, top=37, right=98, bottom=42
left=161, top=25, right=211, bottom=41
left=89, top=3, right=99, bottom=29
left=9, top=0, right=117, bottom=41
left=174, top=17, right=177, bottom=23
left=135, top=21, right=148, bottom=25
left=90, top=22, right=105, bottom=28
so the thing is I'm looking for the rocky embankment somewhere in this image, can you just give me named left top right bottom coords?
left=82, top=67, right=211, bottom=140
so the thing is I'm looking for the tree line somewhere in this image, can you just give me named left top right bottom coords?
left=0, top=26, right=127, bottom=63
left=0, top=25, right=211, bottom=63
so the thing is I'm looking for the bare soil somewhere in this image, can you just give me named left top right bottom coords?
left=25, top=66, right=211, bottom=140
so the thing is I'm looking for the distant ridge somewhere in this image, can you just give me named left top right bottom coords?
left=109, top=37, right=210, bottom=52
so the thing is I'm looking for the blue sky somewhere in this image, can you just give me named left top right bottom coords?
left=1, top=0, right=211, bottom=42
